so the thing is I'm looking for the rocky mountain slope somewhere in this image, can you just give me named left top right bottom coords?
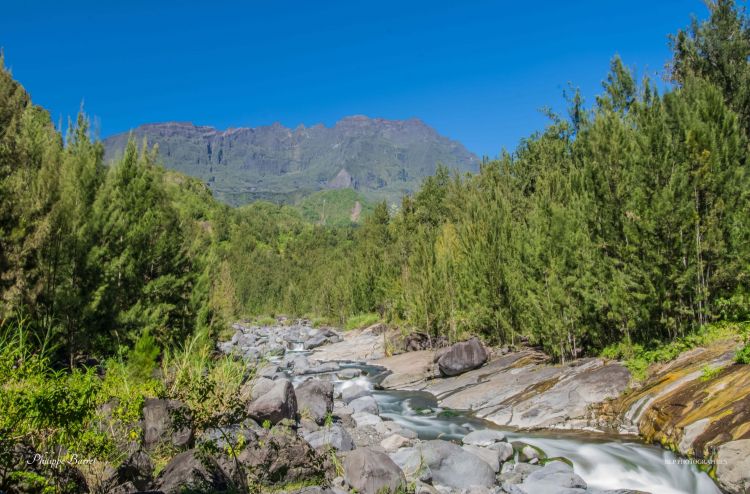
left=103, top=116, right=479, bottom=206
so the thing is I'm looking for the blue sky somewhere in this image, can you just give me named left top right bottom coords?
left=1, top=1, right=707, bottom=157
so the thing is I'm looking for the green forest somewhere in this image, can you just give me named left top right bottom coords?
left=1, top=1, right=749, bottom=492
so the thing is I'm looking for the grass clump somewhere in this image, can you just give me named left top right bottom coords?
left=344, top=313, right=380, bottom=331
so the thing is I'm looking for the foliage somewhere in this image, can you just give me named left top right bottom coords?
left=344, top=313, right=381, bottom=331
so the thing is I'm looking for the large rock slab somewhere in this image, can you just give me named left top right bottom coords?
left=437, top=338, right=488, bottom=377
left=246, top=378, right=297, bottom=425
left=343, top=447, right=406, bottom=494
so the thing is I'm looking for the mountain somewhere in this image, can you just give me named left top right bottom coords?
left=102, top=116, right=479, bottom=206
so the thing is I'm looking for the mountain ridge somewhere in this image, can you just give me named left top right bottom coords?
left=102, top=115, right=479, bottom=206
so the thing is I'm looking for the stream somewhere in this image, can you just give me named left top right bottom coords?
left=300, top=359, right=722, bottom=494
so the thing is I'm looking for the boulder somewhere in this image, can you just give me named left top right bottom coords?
left=381, top=433, right=412, bottom=452
left=343, top=447, right=406, bottom=494
left=101, top=450, right=154, bottom=492
left=142, top=398, right=194, bottom=449
left=304, top=424, right=355, bottom=451
left=415, top=440, right=496, bottom=489
left=349, top=395, right=380, bottom=415
left=462, top=429, right=506, bottom=447
left=437, top=338, right=488, bottom=377
left=296, top=378, right=334, bottom=425
left=337, top=368, right=362, bottom=380
left=341, top=381, right=371, bottom=403
left=716, top=439, right=750, bottom=494
left=246, top=378, right=297, bottom=425
left=462, top=444, right=500, bottom=472
left=153, top=449, right=231, bottom=494
left=239, top=426, right=326, bottom=485
left=510, top=461, right=587, bottom=493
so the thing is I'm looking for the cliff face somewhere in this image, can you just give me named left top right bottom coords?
left=103, top=116, right=478, bottom=206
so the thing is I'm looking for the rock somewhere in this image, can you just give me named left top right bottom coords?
left=101, top=450, right=154, bottom=492
left=142, top=398, right=194, bottom=449
left=246, top=378, right=297, bottom=425
left=462, top=429, right=506, bottom=447
left=201, top=421, right=259, bottom=450
left=352, top=411, right=384, bottom=428
left=350, top=395, right=380, bottom=415
left=513, top=442, right=545, bottom=463
left=416, top=440, right=496, bottom=489
left=153, top=449, right=231, bottom=494
left=512, top=461, right=587, bottom=493
left=341, top=381, right=371, bottom=403
left=337, top=368, right=362, bottom=380
left=462, top=444, right=500, bottom=472
left=343, top=447, right=406, bottom=494
left=239, top=426, right=326, bottom=485
left=489, top=441, right=514, bottom=463
left=498, top=462, right=542, bottom=485
left=381, top=433, right=412, bottom=452
left=304, top=424, right=355, bottom=451
left=249, top=376, right=275, bottom=399
left=389, top=447, right=433, bottom=483
left=296, top=378, right=334, bottom=425
left=292, top=356, right=311, bottom=375
left=716, top=439, right=750, bottom=494
left=304, top=333, right=330, bottom=350
left=437, top=338, right=488, bottom=377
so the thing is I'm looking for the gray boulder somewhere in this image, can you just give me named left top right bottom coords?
left=437, top=338, right=488, bottom=377
left=341, top=382, right=371, bottom=403
left=416, top=439, right=496, bottom=489
left=246, top=378, right=297, bottom=425
left=349, top=395, right=380, bottom=415
left=153, top=449, right=230, bottom=494
left=343, top=447, right=406, bottom=494
left=462, top=429, right=506, bottom=447
left=716, top=439, right=750, bottom=494
left=304, top=424, right=355, bottom=451
left=507, top=461, right=587, bottom=494
left=101, top=450, right=154, bottom=492
left=296, top=378, right=334, bottom=425
left=142, top=398, right=194, bottom=449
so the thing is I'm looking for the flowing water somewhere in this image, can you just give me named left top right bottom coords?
left=322, top=362, right=722, bottom=494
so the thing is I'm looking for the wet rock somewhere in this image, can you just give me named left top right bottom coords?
left=142, top=398, right=194, bottom=449
left=462, top=429, right=506, bottom=447
left=350, top=395, right=380, bottom=414
left=337, top=368, right=362, bottom=380
left=489, top=441, right=514, bottom=463
left=507, top=460, right=586, bottom=493
left=512, top=442, right=545, bottom=463
left=716, top=439, right=750, bottom=494
left=416, top=439, right=496, bottom=489
left=343, top=447, right=406, bottom=494
left=246, top=378, right=297, bottom=425
left=437, top=338, right=488, bottom=377
left=296, top=378, right=334, bottom=425
left=341, top=381, right=371, bottom=403
left=304, top=424, right=355, bottom=451
left=153, top=449, right=231, bottom=494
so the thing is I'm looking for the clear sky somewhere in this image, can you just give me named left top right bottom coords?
left=1, top=1, right=708, bottom=157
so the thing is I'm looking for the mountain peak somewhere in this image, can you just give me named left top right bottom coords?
left=103, top=116, right=478, bottom=206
